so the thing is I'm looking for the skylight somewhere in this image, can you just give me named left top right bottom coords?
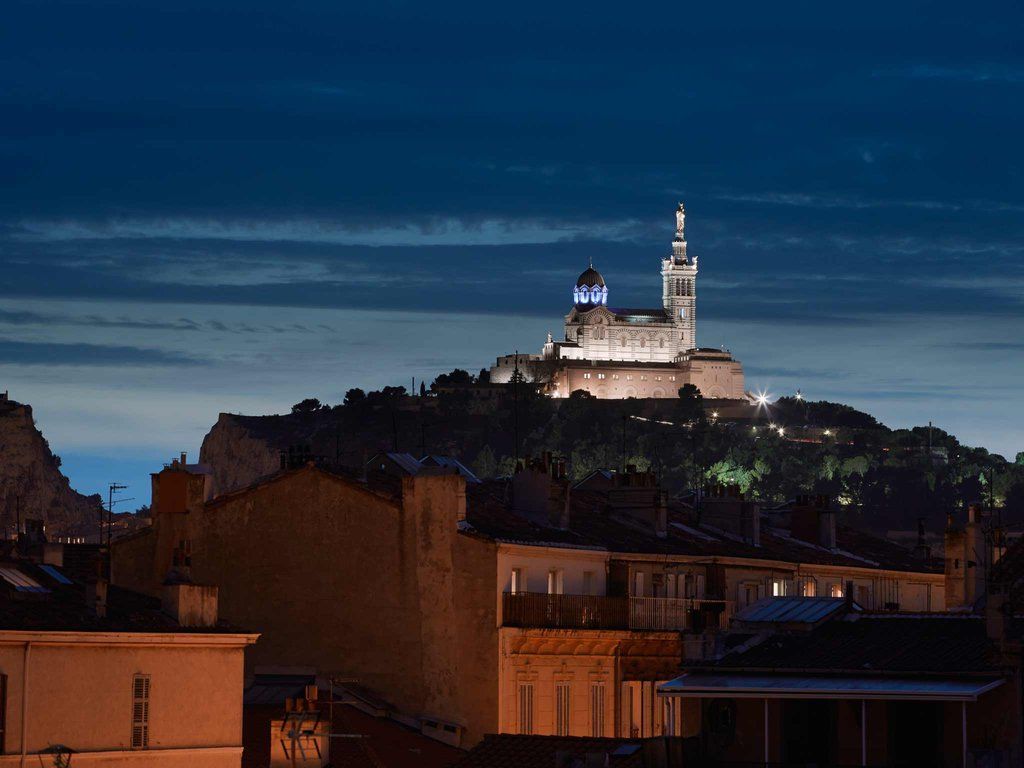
left=0, top=566, right=50, bottom=593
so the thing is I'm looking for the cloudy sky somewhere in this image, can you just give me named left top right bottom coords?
left=2, top=0, right=1023, bottom=504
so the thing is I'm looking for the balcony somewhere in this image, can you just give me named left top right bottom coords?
left=501, top=592, right=732, bottom=632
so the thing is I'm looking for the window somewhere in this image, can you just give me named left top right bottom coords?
left=640, top=338, right=646, bottom=348
left=683, top=573, right=695, bottom=598
left=659, top=339, right=665, bottom=348
left=131, top=674, right=151, bottom=749
left=621, top=337, right=627, bottom=347
left=626, top=375, right=633, bottom=381
left=555, top=682, right=571, bottom=736
left=669, top=376, right=676, bottom=382
left=583, top=372, right=592, bottom=379
left=830, top=583, right=844, bottom=598
left=654, top=376, right=662, bottom=381
left=518, top=683, right=534, bottom=734
left=511, top=568, right=525, bottom=594
left=679, top=308, right=687, bottom=319
left=597, top=373, right=606, bottom=380
left=856, top=584, right=871, bottom=607
left=547, top=569, right=564, bottom=595
left=582, top=571, right=594, bottom=596
left=640, top=375, right=647, bottom=381
left=800, top=577, right=817, bottom=597
left=590, top=682, right=606, bottom=736
left=612, top=374, right=619, bottom=380
left=632, top=571, right=644, bottom=597
left=771, top=578, right=788, bottom=597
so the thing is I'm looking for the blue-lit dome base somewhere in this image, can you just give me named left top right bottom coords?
left=573, top=284, right=608, bottom=307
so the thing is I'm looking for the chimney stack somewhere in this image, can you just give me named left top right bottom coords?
left=86, top=578, right=108, bottom=619
left=162, top=579, right=219, bottom=627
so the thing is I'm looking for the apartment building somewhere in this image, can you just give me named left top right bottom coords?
left=0, top=541, right=257, bottom=766
left=112, top=453, right=943, bottom=749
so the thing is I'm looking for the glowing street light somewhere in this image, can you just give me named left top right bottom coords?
left=823, top=429, right=833, bottom=437
left=754, top=390, right=770, bottom=407
left=777, top=426, right=786, bottom=436
left=795, top=389, right=804, bottom=401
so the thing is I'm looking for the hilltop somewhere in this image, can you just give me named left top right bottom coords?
left=0, top=396, right=104, bottom=536
left=199, top=371, right=1024, bottom=540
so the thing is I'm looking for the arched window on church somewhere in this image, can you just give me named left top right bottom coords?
left=659, top=338, right=665, bottom=348
left=621, top=337, right=627, bottom=347
left=640, top=338, right=646, bottom=348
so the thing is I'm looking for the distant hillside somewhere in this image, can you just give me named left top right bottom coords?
left=0, top=397, right=103, bottom=536
left=199, top=374, right=1024, bottom=538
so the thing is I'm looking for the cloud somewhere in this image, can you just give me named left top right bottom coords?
left=9, top=216, right=648, bottom=247
left=878, top=64, right=1024, bottom=84
left=0, top=339, right=203, bottom=367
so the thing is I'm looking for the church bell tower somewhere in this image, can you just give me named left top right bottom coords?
left=662, top=203, right=698, bottom=354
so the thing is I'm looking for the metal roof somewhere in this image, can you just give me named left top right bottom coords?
left=733, top=596, right=852, bottom=624
left=659, top=673, right=1004, bottom=702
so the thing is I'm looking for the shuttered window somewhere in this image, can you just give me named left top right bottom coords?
left=590, top=682, right=606, bottom=736
left=131, top=674, right=150, bottom=749
left=517, top=683, right=534, bottom=734
left=555, top=682, right=570, bottom=736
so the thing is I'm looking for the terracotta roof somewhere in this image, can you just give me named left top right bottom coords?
left=0, top=560, right=246, bottom=634
left=463, top=482, right=942, bottom=574
left=454, top=735, right=655, bottom=768
left=711, top=615, right=999, bottom=674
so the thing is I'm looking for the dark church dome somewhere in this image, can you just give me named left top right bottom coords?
left=576, top=266, right=606, bottom=288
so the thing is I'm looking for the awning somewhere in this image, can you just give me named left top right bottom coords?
left=658, top=673, right=1004, bottom=702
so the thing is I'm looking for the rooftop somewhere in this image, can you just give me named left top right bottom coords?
left=454, top=734, right=656, bottom=768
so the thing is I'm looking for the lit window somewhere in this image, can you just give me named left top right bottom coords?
left=547, top=569, right=564, bottom=595
left=131, top=674, right=151, bottom=749
left=680, top=308, right=687, bottom=319
left=800, top=578, right=816, bottom=597
left=771, top=578, right=788, bottom=597
left=830, top=584, right=843, bottom=598
left=626, top=375, right=633, bottom=381
left=612, top=374, right=619, bottom=380
left=597, top=373, right=606, bottom=380
left=669, top=376, right=676, bottom=382
left=583, top=373, right=591, bottom=379
left=511, top=568, right=525, bottom=594
left=640, top=376, right=647, bottom=381
left=555, top=682, right=571, bottom=736
left=654, top=376, right=662, bottom=381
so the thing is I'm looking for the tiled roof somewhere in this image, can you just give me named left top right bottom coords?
left=0, top=560, right=245, bottom=634
left=463, top=482, right=942, bottom=574
left=711, top=615, right=999, bottom=674
left=454, top=735, right=652, bottom=768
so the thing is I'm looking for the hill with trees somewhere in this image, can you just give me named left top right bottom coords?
left=198, top=369, right=1024, bottom=540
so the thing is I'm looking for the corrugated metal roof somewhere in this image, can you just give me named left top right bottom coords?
left=659, top=673, right=1004, bottom=701
left=385, top=452, right=423, bottom=475
left=734, top=597, right=850, bottom=624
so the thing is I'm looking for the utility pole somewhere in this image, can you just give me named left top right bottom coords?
left=107, top=483, right=128, bottom=549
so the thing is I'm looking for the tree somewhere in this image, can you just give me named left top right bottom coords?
left=432, top=369, right=475, bottom=389
left=676, top=383, right=703, bottom=423
left=291, top=398, right=324, bottom=414
left=472, top=445, right=497, bottom=479
left=343, top=388, right=366, bottom=407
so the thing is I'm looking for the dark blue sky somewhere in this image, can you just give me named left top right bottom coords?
left=2, top=0, right=1023, bottom=503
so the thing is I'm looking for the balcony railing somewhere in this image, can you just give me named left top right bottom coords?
left=502, top=592, right=732, bottom=631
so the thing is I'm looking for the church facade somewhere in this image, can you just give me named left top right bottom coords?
left=490, top=204, right=746, bottom=400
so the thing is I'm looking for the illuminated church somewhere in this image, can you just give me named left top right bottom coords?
left=490, top=204, right=746, bottom=400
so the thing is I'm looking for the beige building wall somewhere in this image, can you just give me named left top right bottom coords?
left=113, top=467, right=500, bottom=746
left=0, top=633, right=253, bottom=766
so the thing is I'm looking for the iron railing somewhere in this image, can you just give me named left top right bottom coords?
left=502, top=592, right=732, bottom=631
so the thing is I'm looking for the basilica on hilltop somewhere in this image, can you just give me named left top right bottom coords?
left=489, top=204, right=747, bottom=400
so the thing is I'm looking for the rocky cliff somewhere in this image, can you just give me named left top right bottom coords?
left=0, top=397, right=103, bottom=535
left=198, top=413, right=284, bottom=495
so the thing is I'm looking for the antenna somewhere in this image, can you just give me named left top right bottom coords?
left=106, top=483, right=130, bottom=560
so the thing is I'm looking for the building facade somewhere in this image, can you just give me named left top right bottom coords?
left=490, top=204, right=746, bottom=400
left=0, top=544, right=257, bottom=766
left=112, top=455, right=944, bottom=750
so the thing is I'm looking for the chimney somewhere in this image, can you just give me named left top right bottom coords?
left=86, top=578, right=108, bottom=619
left=790, top=495, right=835, bottom=550
left=655, top=490, right=668, bottom=539
left=699, top=488, right=760, bottom=547
left=162, top=580, right=219, bottom=627
left=511, top=455, right=570, bottom=529
left=180, top=451, right=188, bottom=465
left=944, top=510, right=968, bottom=608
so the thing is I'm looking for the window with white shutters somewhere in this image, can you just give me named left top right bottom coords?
left=555, top=682, right=570, bottom=736
left=517, top=683, right=534, bottom=734
left=131, top=674, right=150, bottom=749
